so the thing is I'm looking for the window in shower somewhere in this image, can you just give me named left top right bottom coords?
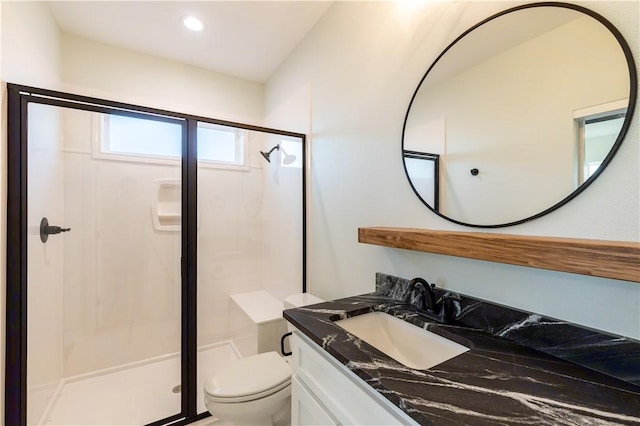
left=98, top=114, right=247, bottom=168
left=99, top=113, right=183, bottom=159
left=197, top=122, right=247, bottom=167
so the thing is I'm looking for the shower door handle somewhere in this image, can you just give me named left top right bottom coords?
left=40, top=217, right=70, bottom=243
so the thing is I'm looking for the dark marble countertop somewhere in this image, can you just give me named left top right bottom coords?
left=284, top=291, right=640, bottom=425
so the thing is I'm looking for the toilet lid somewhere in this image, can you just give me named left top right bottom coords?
left=204, top=352, right=291, bottom=402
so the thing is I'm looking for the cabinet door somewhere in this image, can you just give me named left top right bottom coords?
left=292, top=375, right=339, bottom=426
left=291, top=331, right=416, bottom=425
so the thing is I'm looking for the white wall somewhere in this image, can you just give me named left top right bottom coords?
left=1, top=2, right=61, bottom=86
left=61, top=34, right=264, bottom=125
left=1, top=2, right=63, bottom=423
left=265, top=0, right=640, bottom=339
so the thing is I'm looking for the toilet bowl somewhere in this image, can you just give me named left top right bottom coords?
left=204, top=292, right=323, bottom=426
left=204, top=352, right=292, bottom=426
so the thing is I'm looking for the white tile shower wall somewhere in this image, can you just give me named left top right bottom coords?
left=60, top=109, right=304, bottom=375
left=262, top=84, right=311, bottom=304
left=261, top=155, right=305, bottom=301
left=197, top=161, right=266, bottom=345
left=62, top=108, right=182, bottom=377
left=58, top=32, right=306, bottom=350
left=26, top=103, right=65, bottom=426
left=197, top=131, right=303, bottom=347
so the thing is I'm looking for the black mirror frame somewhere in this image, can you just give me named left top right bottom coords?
left=401, top=2, right=637, bottom=228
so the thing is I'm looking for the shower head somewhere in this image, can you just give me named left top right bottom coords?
left=281, top=148, right=296, bottom=165
left=260, top=145, right=279, bottom=163
left=260, top=144, right=297, bottom=165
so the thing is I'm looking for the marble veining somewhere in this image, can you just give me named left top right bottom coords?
left=284, top=274, right=640, bottom=425
left=376, top=272, right=640, bottom=387
left=298, top=307, right=349, bottom=318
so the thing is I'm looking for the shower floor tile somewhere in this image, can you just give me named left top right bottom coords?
left=190, top=418, right=233, bottom=426
left=44, top=342, right=239, bottom=425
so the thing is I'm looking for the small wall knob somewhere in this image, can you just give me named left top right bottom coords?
left=40, top=217, right=70, bottom=243
left=470, top=168, right=479, bottom=176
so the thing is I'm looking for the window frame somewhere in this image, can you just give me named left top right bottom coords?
left=93, top=114, right=249, bottom=170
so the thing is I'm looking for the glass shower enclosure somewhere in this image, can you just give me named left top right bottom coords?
left=5, top=84, right=306, bottom=426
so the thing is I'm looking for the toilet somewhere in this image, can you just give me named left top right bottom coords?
left=203, top=292, right=323, bottom=426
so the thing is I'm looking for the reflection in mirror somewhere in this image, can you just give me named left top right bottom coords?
left=402, top=3, right=635, bottom=227
left=574, top=101, right=626, bottom=184
left=405, top=151, right=440, bottom=210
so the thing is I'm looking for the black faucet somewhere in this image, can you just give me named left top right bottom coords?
left=406, top=277, right=460, bottom=324
left=407, top=277, right=437, bottom=312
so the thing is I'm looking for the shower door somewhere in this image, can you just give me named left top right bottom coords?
left=6, top=84, right=307, bottom=426
left=195, top=123, right=306, bottom=416
left=8, top=90, right=185, bottom=425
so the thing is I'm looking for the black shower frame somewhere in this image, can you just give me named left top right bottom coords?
left=5, top=83, right=308, bottom=426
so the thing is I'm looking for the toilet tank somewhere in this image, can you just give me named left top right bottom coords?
left=230, top=291, right=323, bottom=356
left=230, top=291, right=286, bottom=356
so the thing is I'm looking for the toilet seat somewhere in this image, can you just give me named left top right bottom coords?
left=204, top=352, right=292, bottom=403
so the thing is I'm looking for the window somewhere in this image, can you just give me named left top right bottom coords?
left=97, top=114, right=246, bottom=168
left=101, top=114, right=183, bottom=159
left=197, top=122, right=246, bottom=166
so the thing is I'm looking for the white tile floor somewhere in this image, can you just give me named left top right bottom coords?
left=43, top=342, right=240, bottom=425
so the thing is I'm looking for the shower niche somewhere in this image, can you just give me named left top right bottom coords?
left=153, top=178, right=181, bottom=231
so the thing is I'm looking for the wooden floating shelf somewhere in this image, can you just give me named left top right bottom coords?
left=358, top=227, right=640, bottom=283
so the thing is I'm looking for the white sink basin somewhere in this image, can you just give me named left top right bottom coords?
left=335, top=311, right=469, bottom=370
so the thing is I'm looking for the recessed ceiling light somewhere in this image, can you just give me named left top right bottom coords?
left=183, top=16, right=204, bottom=32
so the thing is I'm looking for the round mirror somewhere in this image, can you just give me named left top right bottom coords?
left=402, top=3, right=636, bottom=227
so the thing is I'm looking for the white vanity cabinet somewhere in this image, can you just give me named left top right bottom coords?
left=290, top=330, right=418, bottom=426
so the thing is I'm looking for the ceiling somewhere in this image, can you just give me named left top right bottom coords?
left=48, top=1, right=333, bottom=83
